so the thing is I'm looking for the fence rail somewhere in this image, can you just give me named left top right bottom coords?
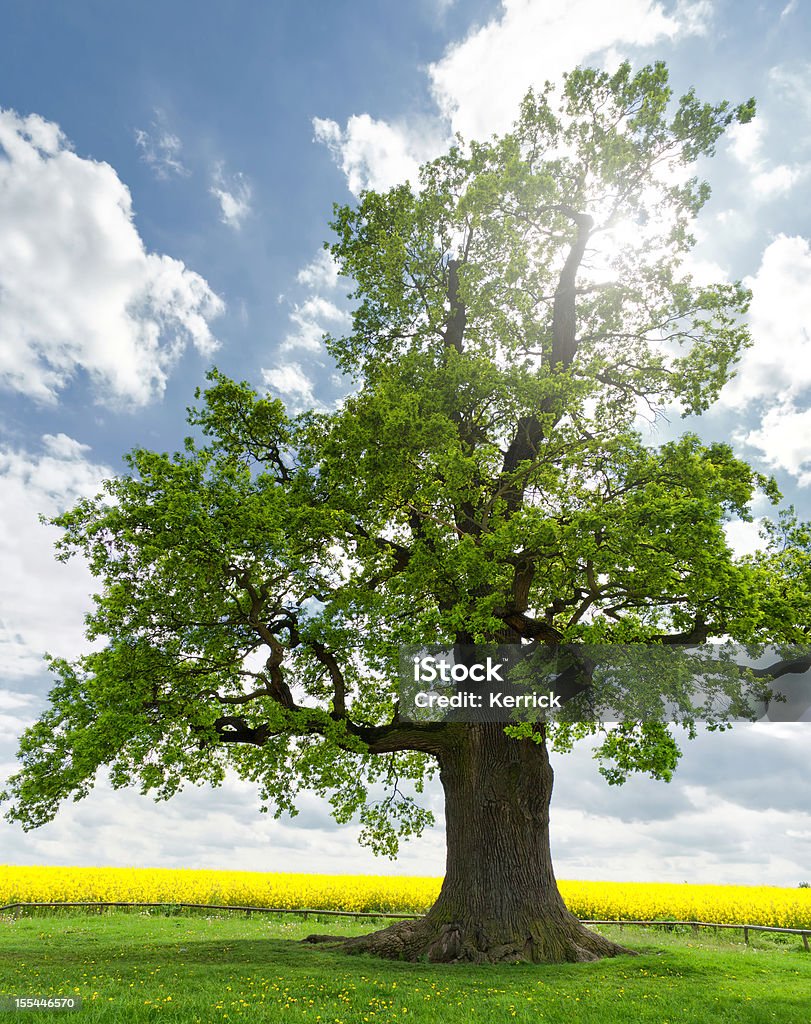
left=1, top=902, right=808, bottom=950
left=583, top=917, right=811, bottom=950
left=0, top=901, right=419, bottom=920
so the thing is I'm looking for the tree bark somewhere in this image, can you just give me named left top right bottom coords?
left=307, top=724, right=632, bottom=963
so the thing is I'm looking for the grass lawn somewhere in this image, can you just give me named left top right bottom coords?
left=1, top=911, right=809, bottom=1022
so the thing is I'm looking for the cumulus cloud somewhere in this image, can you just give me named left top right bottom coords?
left=296, top=249, right=340, bottom=291
left=281, top=296, right=351, bottom=354
left=714, top=234, right=811, bottom=483
left=743, top=404, right=811, bottom=486
left=0, top=690, right=39, bottom=743
left=314, top=1, right=710, bottom=199
left=0, top=765, right=447, bottom=875
left=313, top=114, right=439, bottom=196
left=726, top=118, right=806, bottom=200
left=751, top=164, right=805, bottom=197
left=722, top=235, right=811, bottom=411
left=727, top=118, right=767, bottom=165
left=3, top=725, right=811, bottom=884
left=270, top=248, right=352, bottom=411
left=769, top=62, right=811, bottom=114
left=0, top=108, right=223, bottom=406
left=0, top=434, right=111, bottom=679
left=261, top=363, right=318, bottom=412
left=723, top=518, right=767, bottom=557
left=134, top=110, right=190, bottom=179
left=548, top=725, right=811, bottom=883
left=210, top=164, right=253, bottom=229
left=428, top=0, right=707, bottom=141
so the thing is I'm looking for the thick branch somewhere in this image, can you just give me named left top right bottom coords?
left=494, top=608, right=562, bottom=644
left=499, top=211, right=593, bottom=514
left=511, top=557, right=535, bottom=612
left=354, top=720, right=451, bottom=756
left=550, top=211, right=593, bottom=368
left=351, top=522, right=412, bottom=586
left=212, top=709, right=449, bottom=757
left=442, top=258, right=466, bottom=353
left=311, top=641, right=347, bottom=719
left=202, top=618, right=451, bottom=755
left=214, top=716, right=269, bottom=745
left=657, top=620, right=710, bottom=646
left=199, top=685, right=271, bottom=706
left=751, top=653, right=811, bottom=680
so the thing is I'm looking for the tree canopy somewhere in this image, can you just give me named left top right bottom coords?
left=4, top=61, right=811, bottom=963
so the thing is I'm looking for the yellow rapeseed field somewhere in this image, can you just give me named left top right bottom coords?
left=1, top=866, right=809, bottom=929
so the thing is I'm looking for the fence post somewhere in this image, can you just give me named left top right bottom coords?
left=743, top=926, right=749, bottom=945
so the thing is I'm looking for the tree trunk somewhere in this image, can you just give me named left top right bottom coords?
left=308, top=724, right=632, bottom=963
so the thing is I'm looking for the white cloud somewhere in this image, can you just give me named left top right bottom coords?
left=548, top=725, right=811, bottom=884
left=4, top=726, right=811, bottom=885
left=299, top=296, right=348, bottom=323
left=136, top=115, right=254, bottom=230
left=674, top=0, right=713, bottom=34
left=680, top=254, right=730, bottom=287
left=722, top=235, right=811, bottom=411
left=280, top=316, right=324, bottom=354
left=719, top=234, right=811, bottom=485
left=709, top=207, right=756, bottom=245
left=0, top=768, right=447, bottom=875
left=723, top=518, right=766, bottom=557
left=314, top=1, right=709, bottom=199
left=276, top=249, right=351, bottom=404
left=0, top=108, right=223, bottom=406
left=134, top=110, right=190, bottom=179
left=313, top=114, right=440, bottom=196
left=281, top=296, right=351, bottom=354
left=0, top=434, right=111, bottom=679
left=296, top=249, right=340, bottom=291
left=727, top=118, right=766, bottom=165
left=261, top=363, right=318, bottom=412
left=0, top=690, right=38, bottom=743
left=726, top=116, right=807, bottom=200
left=210, top=164, right=253, bottom=229
left=743, top=404, right=811, bottom=486
left=0, top=689, right=36, bottom=711
left=769, top=62, right=811, bottom=114
left=427, top=0, right=705, bottom=141
left=752, top=164, right=805, bottom=198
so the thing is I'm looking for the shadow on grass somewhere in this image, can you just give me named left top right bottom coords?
left=3, top=919, right=809, bottom=1024
left=8, top=929, right=716, bottom=980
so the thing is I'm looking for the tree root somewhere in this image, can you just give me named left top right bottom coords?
left=303, top=913, right=634, bottom=964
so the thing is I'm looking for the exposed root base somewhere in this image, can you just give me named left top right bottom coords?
left=304, top=915, right=634, bottom=964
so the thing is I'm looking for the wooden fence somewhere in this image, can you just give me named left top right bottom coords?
left=2, top=901, right=809, bottom=950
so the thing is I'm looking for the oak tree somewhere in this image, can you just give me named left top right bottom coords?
left=5, top=63, right=810, bottom=963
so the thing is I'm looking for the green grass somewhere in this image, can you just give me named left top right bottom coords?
left=1, top=911, right=809, bottom=1023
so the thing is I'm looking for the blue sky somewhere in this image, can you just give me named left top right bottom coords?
left=2, top=0, right=811, bottom=883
